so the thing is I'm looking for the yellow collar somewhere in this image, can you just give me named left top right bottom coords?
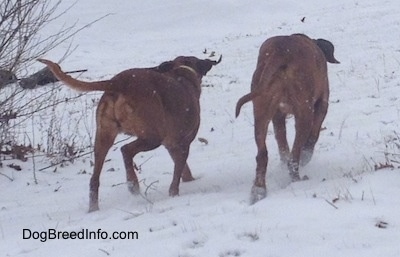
left=178, top=65, right=198, bottom=76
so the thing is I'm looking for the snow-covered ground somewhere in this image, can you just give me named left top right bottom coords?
left=1, top=0, right=400, bottom=256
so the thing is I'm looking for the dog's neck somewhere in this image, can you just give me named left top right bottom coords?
left=178, top=65, right=198, bottom=77
left=173, top=65, right=202, bottom=95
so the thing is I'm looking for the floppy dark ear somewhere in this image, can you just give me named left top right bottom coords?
left=314, top=39, right=340, bottom=64
left=155, top=61, right=175, bottom=73
left=196, top=60, right=214, bottom=76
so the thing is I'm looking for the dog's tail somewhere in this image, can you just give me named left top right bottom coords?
left=37, top=59, right=113, bottom=92
left=235, top=60, right=290, bottom=118
left=235, top=92, right=257, bottom=117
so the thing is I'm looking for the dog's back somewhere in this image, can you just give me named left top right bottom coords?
left=253, top=34, right=328, bottom=111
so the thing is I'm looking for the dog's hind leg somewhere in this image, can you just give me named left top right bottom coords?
left=181, top=163, right=195, bottom=182
left=89, top=127, right=118, bottom=212
left=167, top=144, right=190, bottom=196
left=301, top=98, right=328, bottom=166
left=121, top=138, right=161, bottom=194
left=250, top=95, right=279, bottom=204
left=272, top=110, right=290, bottom=163
left=289, top=108, right=313, bottom=181
left=251, top=113, right=270, bottom=204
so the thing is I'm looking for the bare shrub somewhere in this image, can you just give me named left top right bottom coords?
left=0, top=0, right=108, bottom=162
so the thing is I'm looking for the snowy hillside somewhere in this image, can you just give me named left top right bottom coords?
left=1, top=0, right=400, bottom=256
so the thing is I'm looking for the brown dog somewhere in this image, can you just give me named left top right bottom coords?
left=38, top=56, right=221, bottom=212
left=235, top=34, right=339, bottom=203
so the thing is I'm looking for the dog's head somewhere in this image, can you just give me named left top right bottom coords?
left=156, top=55, right=222, bottom=77
left=313, top=39, right=340, bottom=64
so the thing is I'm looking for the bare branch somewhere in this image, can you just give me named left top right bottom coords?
left=0, top=172, right=14, bottom=181
left=0, top=0, right=111, bottom=161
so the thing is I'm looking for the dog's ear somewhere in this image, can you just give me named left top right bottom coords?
left=196, top=60, right=214, bottom=76
left=314, top=39, right=340, bottom=64
left=156, top=61, right=175, bottom=73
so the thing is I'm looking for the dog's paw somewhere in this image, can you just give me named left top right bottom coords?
left=169, top=187, right=179, bottom=197
left=181, top=175, right=195, bottom=182
left=290, top=171, right=301, bottom=182
left=250, top=186, right=267, bottom=204
left=127, top=181, right=140, bottom=195
left=88, top=204, right=99, bottom=213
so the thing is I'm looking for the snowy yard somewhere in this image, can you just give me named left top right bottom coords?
left=1, top=0, right=400, bottom=256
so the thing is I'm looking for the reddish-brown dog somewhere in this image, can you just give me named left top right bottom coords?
left=39, top=56, right=221, bottom=212
left=235, top=34, right=339, bottom=203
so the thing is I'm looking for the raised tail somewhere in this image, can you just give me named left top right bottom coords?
left=37, top=59, right=113, bottom=92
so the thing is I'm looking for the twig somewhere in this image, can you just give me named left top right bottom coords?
left=98, top=248, right=110, bottom=256
left=136, top=156, right=153, bottom=171
left=15, top=69, right=87, bottom=82
left=144, top=180, right=159, bottom=196
left=338, top=116, right=348, bottom=141
left=111, top=182, right=126, bottom=187
left=38, top=150, right=93, bottom=171
left=135, top=179, right=159, bottom=205
left=17, top=93, right=87, bottom=119
left=0, top=172, right=14, bottom=181
left=376, top=150, right=400, bottom=156
left=139, top=192, right=154, bottom=205
left=65, top=69, right=88, bottom=74
left=324, top=199, right=338, bottom=209
left=370, top=186, right=376, bottom=205
left=38, top=136, right=135, bottom=171
left=115, top=208, right=144, bottom=218
left=27, top=121, right=37, bottom=184
left=59, top=13, right=114, bottom=48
